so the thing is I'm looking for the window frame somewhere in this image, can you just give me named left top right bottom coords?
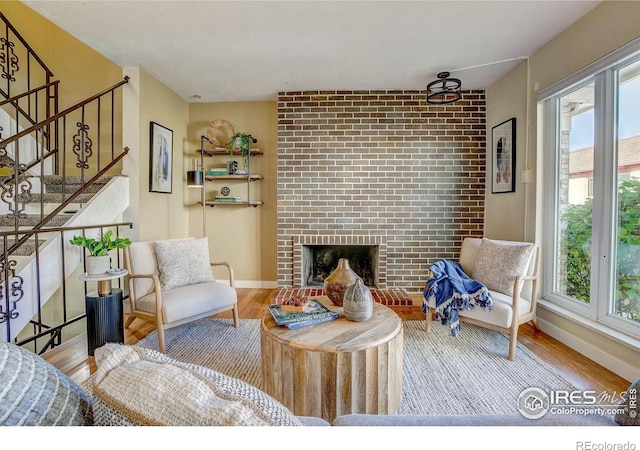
left=539, top=37, right=640, bottom=338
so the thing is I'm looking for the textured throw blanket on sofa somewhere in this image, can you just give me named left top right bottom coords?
left=423, top=259, right=493, bottom=336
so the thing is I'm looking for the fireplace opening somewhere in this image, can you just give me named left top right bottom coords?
left=303, top=245, right=378, bottom=287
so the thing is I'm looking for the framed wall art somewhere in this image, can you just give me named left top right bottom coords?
left=491, top=117, right=516, bottom=194
left=149, top=121, right=173, bottom=194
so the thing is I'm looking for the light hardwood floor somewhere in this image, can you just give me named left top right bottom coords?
left=43, top=288, right=631, bottom=395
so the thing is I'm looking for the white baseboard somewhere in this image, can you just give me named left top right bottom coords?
left=537, top=317, right=638, bottom=383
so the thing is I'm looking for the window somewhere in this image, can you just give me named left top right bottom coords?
left=540, top=40, right=640, bottom=338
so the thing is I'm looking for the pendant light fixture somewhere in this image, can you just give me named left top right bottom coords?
left=426, top=71, right=462, bottom=105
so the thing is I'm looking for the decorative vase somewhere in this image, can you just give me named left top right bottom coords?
left=323, top=258, right=361, bottom=307
left=86, top=255, right=111, bottom=275
left=343, top=278, right=374, bottom=322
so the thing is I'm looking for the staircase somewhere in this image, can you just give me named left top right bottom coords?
left=0, top=12, right=132, bottom=353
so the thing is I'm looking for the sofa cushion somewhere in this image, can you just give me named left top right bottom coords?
left=472, top=238, right=534, bottom=296
left=92, top=344, right=302, bottom=426
left=615, top=377, right=640, bottom=426
left=136, top=281, right=237, bottom=323
left=0, top=343, right=93, bottom=426
left=153, top=237, right=215, bottom=290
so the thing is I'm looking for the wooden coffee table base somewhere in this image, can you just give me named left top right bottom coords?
left=260, top=300, right=403, bottom=422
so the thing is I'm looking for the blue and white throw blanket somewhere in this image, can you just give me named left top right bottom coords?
left=423, top=259, right=493, bottom=336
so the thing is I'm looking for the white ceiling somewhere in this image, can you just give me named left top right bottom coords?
left=22, top=0, right=601, bottom=102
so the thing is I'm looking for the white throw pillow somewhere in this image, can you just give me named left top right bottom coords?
left=153, top=238, right=214, bottom=290
left=472, top=238, right=534, bottom=296
left=92, top=344, right=302, bottom=426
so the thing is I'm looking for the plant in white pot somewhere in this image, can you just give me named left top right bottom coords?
left=70, top=230, right=131, bottom=275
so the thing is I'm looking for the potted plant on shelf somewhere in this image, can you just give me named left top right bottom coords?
left=70, top=230, right=131, bottom=275
left=228, top=132, right=252, bottom=172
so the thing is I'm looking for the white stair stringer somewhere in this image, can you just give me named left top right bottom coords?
left=0, top=176, right=129, bottom=342
left=0, top=107, right=53, bottom=177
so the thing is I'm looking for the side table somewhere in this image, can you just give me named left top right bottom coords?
left=79, top=269, right=128, bottom=356
left=261, top=297, right=403, bottom=422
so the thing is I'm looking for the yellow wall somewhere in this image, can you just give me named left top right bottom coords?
left=1, top=2, right=122, bottom=103
left=2, top=2, right=125, bottom=175
left=486, top=1, right=640, bottom=381
left=187, top=102, right=278, bottom=285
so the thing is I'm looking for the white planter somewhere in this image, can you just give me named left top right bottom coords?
left=86, top=255, right=111, bottom=275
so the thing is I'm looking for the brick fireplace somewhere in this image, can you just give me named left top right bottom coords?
left=277, top=90, right=486, bottom=292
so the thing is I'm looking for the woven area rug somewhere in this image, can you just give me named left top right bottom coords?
left=270, top=287, right=413, bottom=306
left=136, top=318, right=577, bottom=415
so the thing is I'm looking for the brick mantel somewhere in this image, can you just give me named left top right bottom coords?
left=277, top=90, right=486, bottom=292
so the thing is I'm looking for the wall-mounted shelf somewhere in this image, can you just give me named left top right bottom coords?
left=195, top=134, right=262, bottom=208
left=199, top=148, right=263, bottom=157
left=205, top=174, right=263, bottom=181
left=204, top=200, right=263, bottom=207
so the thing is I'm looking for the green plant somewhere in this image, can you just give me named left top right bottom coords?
left=70, top=230, right=131, bottom=256
left=227, top=132, right=251, bottom=169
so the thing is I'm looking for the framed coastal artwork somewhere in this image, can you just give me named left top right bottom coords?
left=149, top=121, right=173, bottom=194
left=491, top=117, right=516, bottom=193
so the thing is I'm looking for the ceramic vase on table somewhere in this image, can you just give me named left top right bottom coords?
left=323, top=258, right=361, bottom=307
left=86, top=255, right=110, bottom=275
left=343, top=278, right=374, bottom=322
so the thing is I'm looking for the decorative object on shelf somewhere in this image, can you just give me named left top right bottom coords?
left=220, top=186, right=231, bottom=196
left=228, top=132, right=257, bottom=171
left=426, top=71, right=462, bottom=105
left=491, top=117, right=516, bottom=194
left=343, top=278, right=374, bottom=322
left=149, top=121, right=173, bottom=194
left=70, top=230, right=131, bottom=275
left=227, top=160, right=237, bottom=174
left=206, top=119, right=234, bottom=147
left=186, top=157, right=204, bottom=188
left=323, top=258, right=362, bottom=307
left=207, top=168, right=228, bottom=176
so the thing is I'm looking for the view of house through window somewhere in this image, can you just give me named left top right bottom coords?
left=614, top=60, right=640, bottom=324
left=556, top=82, right=594, bottom=304
left=543, top=48, right=640, bottom=337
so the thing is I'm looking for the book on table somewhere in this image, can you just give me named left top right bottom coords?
left=268, top=299, right=340, bottom=327
left=285, top=313, right=339, bottom=330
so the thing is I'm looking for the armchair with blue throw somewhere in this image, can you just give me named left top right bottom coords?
left=424, top=237, right=540, bottom=360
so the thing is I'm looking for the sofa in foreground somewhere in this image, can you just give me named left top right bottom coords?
left=1, top=342, right=637, bottom=426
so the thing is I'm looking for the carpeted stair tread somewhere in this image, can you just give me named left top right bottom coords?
left=0, top=239, right=44, bottom=256
left=22, top=192, right=95, bottom=204
left=41, top=175, right=114, bottom=194
left=0, top=214, right=69, bottom=227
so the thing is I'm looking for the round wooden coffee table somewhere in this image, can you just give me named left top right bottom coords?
left=260, top=298, right=403, bottom=422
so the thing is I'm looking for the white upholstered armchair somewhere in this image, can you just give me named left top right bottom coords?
left=124, top=237, right=239, bottom=353
left=424, top=237, right=540, bottom=360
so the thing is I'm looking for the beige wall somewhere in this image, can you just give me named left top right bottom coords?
left=188, top=102, right=278, bottom=285
left=485, top=61, right=529, bottom=241
left=487, top=1, right=640, bottom=381
left=130, top=69, right=189, bottom=241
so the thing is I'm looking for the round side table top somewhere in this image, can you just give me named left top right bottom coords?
left=261, top=296, right=402, bottom=353
left=79, top=268, right=128, bottom=283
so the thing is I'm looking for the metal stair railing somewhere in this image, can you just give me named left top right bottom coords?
left=0, top=12, right=134, bottom=353
left=0, top=76, right=130, bottom=239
